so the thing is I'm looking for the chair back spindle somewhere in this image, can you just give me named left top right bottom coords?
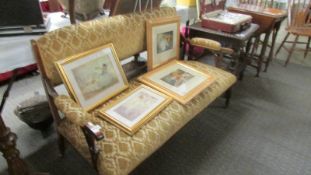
left=287, top=0, right=311, bottom=28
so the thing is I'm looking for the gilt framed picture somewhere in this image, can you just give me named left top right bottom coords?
left=138, top=60, right=215, bottom=104
left=146, top=16, right=180, bottom=71
left=98, top=85, right=172, bottom=135
left=55, top=43, right=129, bottom=111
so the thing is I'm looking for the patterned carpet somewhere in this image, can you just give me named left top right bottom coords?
left=0, top=57, right=311, bottom=175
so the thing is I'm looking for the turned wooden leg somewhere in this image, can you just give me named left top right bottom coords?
left=304, top=37, right=311, bottom=59
left=0, top=127, right=30, bottom=175
left=0, top=69, right=49, bottom=175
left=285, top=35, right=299, bottom=67
left=58, top=133, right=66, bottom=157
left=225, top=88, right=232, bottom=108
left=275, top=32, right=290, bottom=57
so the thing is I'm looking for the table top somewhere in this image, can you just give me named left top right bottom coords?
left=189, top=22, right=259, bottom=41
left=227, top=4, right=287, bottom=19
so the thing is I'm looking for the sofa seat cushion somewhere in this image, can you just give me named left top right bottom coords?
left=56, top=61, right=236, bottom=175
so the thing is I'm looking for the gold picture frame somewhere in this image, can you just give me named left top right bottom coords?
left=139, top=60, right=215, bottom=104
left=98, top=85, right=172, bottom=135
left=55, top=43, right=129, bottom=111
left=146, top=16, right=181, bottom=71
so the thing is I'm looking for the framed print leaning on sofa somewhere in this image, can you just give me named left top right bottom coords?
left=98, top=85, right=172, bottom=135
left=139, top=60, right=215, bottom=104
left=146, top=16, right=181, bottom=71
left=55, top=43, right=129, bottom=111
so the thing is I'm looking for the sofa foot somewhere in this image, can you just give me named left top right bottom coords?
left=58, top=134, right=66, bottom=158
left=225, top=88, right=232, bottom=108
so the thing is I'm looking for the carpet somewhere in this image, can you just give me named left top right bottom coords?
left=1, top=58, right=311, bottom=175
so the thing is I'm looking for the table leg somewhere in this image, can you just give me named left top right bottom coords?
left=257, top=31, right=271, bottom=77
left=264, top=21, right=281, bottom=72
left=304, top=37, right=311, bottom=58
left=239, top=39, right=253, bottom=80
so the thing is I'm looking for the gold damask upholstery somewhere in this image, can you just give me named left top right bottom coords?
left=34, top=7, right=237, bottom=175
left=55, top=61, right=236, bottom=175
left=35, top=7, right=176, bottom=86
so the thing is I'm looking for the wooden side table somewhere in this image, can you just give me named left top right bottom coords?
left=228, top=5, right=287, bottom=75
left=188, top=22, right=259, bottom=79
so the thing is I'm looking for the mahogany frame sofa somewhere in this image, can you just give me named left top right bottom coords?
left=32, top=7, right=236, bottom=175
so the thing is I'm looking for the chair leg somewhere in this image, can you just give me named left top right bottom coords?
left=304, top=37, right=311, bottom=59
left=275, top=32, right=290, bottom=56
left=215, top=52, right=223, bottom=68
left=58, top=133, right=66, bottom=157
left=285, top=35, right=299, bottom=67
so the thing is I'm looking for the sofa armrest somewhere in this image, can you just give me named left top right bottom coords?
left=54, top=95, right=103, bottom=171
left=54, top=95, right=92, bottom=127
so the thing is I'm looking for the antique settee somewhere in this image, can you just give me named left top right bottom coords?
left=32, top=7, right=237, bottom=175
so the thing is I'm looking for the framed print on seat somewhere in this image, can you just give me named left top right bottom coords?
left=55, top=43, right=128, bottom=111
left=138, top=60, right=215, bottom=104
left=98, top=85, right=172, bottom=135
left=146, top=16, right=181, bottom=71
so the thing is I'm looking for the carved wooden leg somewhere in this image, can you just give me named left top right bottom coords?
left=58, top=133, right=66, bottom=157
left=225, top=88, right=232, bottom=108
left=275, top=32, right=290, bottom=56
left=0, top=68, right=49, bottom=175
left=0, top=127, right=30, bottom=175
left=285, top=35, right=299, bottom=67
left=304, top=37, right=311, bottom=59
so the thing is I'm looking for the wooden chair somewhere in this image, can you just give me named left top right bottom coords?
left=181, top=20, right=234, bottom=71
left=275, top=0, right=311, bottom=66
left=189, top=0, right=237, bottom=73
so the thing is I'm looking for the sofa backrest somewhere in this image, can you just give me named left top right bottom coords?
left=34, top=7, right=176, bottom=86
